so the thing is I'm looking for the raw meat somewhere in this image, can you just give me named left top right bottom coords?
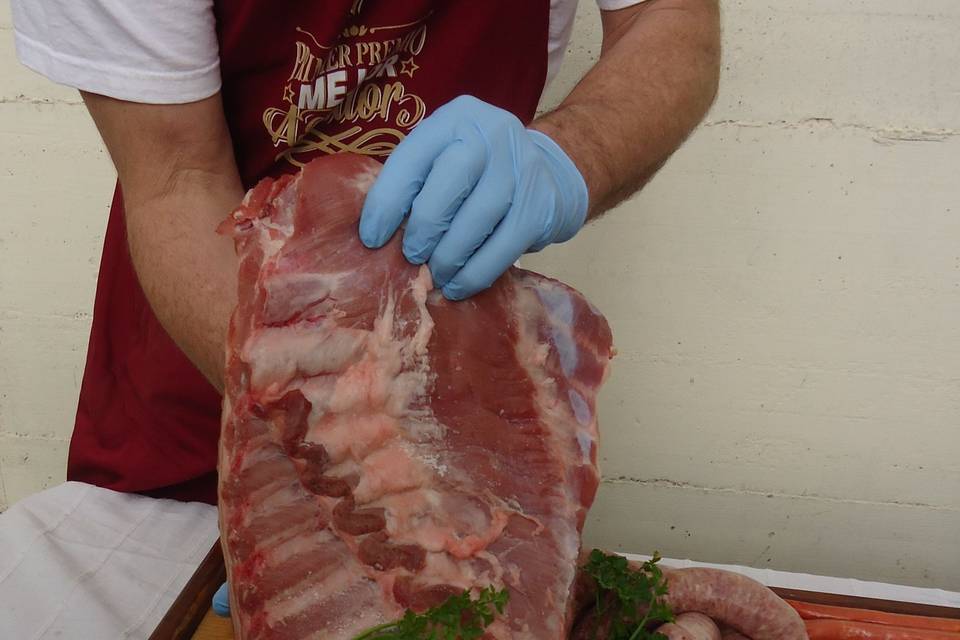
left=217, top=153, right=614, bottom=639
left=661, top=568, right=807, bottom=640
left=657, top=612, right=722, bottom=640
left=569, top=558, right=807, bottom=640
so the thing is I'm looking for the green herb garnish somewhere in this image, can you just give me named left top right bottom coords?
left=584, top=549, right=673, bottom=640
left=353, top=586, right=509, bottom=640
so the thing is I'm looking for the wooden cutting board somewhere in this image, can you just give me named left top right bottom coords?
left=152, top=541, right=960, bottom=640
left=148, top=542, right=228, bottom=640
left=192, top=610, right=234, bottom=640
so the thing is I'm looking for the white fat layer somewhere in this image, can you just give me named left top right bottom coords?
left=243, top=322, right=367, bottom=393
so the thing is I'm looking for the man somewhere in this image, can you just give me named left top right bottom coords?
left=12, top=0, right=719, bottom=506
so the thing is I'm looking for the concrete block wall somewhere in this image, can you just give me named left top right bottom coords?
left=533, top=0, right=960, bottom=588
left=0, top=3, right=115, bottom=507
left=1, top=1, right=958, bottom=587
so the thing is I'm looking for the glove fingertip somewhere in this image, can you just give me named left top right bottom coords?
left=359, top=229, right=384, bottom=249
left=358, top=209, right=393, bottom=249
left=358, top=205, right=379, bottom=248
left=441, top=282, right=468, bottom=301
left=401, top=245, right=423, bottom=265
left=442, top=276, right=485, bottom=301
left=212, top=583, right=231, bottom=617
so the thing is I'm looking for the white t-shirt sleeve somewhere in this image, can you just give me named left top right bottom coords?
left=596, top=0, right=650, bottom=9
left=11, top=0, right=221, bottom=104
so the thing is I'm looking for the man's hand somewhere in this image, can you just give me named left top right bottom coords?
left=359, top=95, right=589, bottom=301
left=360, top=0, right=720, bottom=302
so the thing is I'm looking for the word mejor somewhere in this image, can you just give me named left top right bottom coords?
left=297, top=54, right=405, bottom=110
left=290, top=25, right=426, bottom=111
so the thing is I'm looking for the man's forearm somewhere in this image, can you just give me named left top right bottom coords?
left=82, top=92, right=245, bottom=393
left=125, top=182, right=243, bottom=392
left=533, top=0, right=721, bottom=216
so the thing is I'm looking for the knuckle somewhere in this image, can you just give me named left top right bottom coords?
left=452, top=94, right=480, bottom=108
left=457, top=270, right=490, bottom=294
left=430, top=247, right=455, bottom=275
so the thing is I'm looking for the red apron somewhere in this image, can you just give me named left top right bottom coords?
left=67, top=0, right=551, bottom=504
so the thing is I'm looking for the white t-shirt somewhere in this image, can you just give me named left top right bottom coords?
left=11, top=0, right=647, bottom=105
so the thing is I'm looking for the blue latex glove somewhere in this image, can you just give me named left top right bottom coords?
left=212, top=582, right=230, bottom=617
left=359, top=95, right=589, bottom=300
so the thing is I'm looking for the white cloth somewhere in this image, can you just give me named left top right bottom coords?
left=1, top=483, right=956, bottom=640
left=0, top=482, right=218, bottom=640
left=11, top=0, right=649, bottom=104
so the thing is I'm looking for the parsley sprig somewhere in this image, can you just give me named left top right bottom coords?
left=353, top=586, right=509, bottom=640
left=584, top=549, right=673, bottom=640
left=349, top=551, right=669, bottom=639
